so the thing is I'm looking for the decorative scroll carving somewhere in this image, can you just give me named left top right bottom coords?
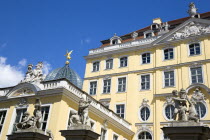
left=21, top=62, right=45, bottom=83
left=16, top=98, right=28, bottom=108
left=191, top=88, right=205, bottom=102
left=169, top=22, right=210, bottom=41
left=131, top=32, right=138, bottom=40
left=141, top=98, right=149, bottom=107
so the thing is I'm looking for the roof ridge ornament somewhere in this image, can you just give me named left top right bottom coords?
left=187, top=2, right=198, bottom=18
left=64, top=50, right=73, bottom=65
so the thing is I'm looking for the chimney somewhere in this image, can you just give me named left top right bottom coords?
left=153, top=18, right=162, bottom=24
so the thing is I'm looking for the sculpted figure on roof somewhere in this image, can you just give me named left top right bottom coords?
left=21, top=62, right=45, bottom=83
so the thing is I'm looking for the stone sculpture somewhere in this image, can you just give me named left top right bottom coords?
left=69, top=94, right=92, bottom=128
left=187, top=2, right=198, bottom=18
left=172, top=89, right=188, bottom=121
left=21, top=62, right=44, bottom=83
left=16, top=98, right=42, bottom=130
left=171, top=88, right=200, bottom=123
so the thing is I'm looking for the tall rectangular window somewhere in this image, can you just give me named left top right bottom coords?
left=142, top=53, right=151, bottom=64
left=0, top=110, right=7, bottom=133
left=41, top=106, right=50, bottom=131
left=120, top=57, right=127, bottom=67
left=141, top=75, right=150, bottom=90
left=103, top=79, right=111, bottom=94
left=189, top=43, right=200, bottom=56
left=164, top=71, right=175, bottom=87
left=13, top=108, right=27, bottom=132
left=100, top=128, right=107, bottom=140
left=118, top=77, right=126, bottom=92
left=116, top=104, right=125, bottom=118
left=106, top=59, right=113, bottom=69
left=93, top=61, right=100, bottom=72
left=113, top=134, right=118, bottom=140
left=164, top=48, right=174, bottom=60
left=191, top=67, right=203, bottom=84
left=90, top=81, right=97, bottom=95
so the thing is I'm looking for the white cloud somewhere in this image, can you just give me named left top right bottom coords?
left=18, top=59, right=27, bottom=67
left=80, top=38, right=91, bottom=45
left=42, top=61, right=52, bottom=75
left=0, top=56, right=24, bottom=88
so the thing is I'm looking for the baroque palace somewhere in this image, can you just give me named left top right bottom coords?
left=0, top=2, right=210, bottom=140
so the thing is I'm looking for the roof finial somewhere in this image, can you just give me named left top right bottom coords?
left=64, top=50, right=73, bottom=65
left=187, top=2, right=198, bottom=18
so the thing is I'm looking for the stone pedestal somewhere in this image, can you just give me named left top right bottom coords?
left=7, top=130, right=50, bottom=140
left=60, top=129, right=100, bottom=140
left=162, top=122, right=210, bottom=140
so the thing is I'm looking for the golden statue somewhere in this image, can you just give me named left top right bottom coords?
left=64, top=50, right=73, bottom=65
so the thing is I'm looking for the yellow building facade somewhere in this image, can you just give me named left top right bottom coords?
left=0, top=65, right=134, bottom=140
left=83, top=11, right=210, bottom=140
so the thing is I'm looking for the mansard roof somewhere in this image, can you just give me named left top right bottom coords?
left=99, top=11, right=210, bottom=48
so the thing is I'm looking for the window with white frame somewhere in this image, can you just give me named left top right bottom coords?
left=116, top=104, right=125, bottom=118
left=93, top=61, right=100, bottom=72
left=0, top=110, right=7, bottom=133
left=140, top=107, right=150, bottom=121
left=165, top=105, right=175, bottom=120
left=118, top=77, right=126, bottom=92
left=41, top=106, right=50, bottom=131
left=89, top=81, right=97, bottom=95
left=189, top=43, right=201, bottom=56
left=141, top=75, right=150, bottom=90
left=190, top=67, right=203, bottom=84
left=13, top=108, right=27, bottom=132
left=106, top=59, right=113, bottom=69
left=113, top=134, right=118, bottom=140
left=164, top=71, right=175, bottom=87
left=120, top=57, right=128, bottom=67
left=100, top=128, right=107, bottom=140
left=103, top=79, right=111, bottom=94
left=195, top=102, right=206, bottom=119
left=138, top=131, right=152, bottom=140
left=164, top=48, right=174, bottom=60
left=142, top=53, right=151, bottom=64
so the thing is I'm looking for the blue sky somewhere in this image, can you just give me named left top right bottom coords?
left=0, top=0, right=209, bottom=87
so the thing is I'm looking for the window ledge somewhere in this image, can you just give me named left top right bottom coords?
left=101, top=93, right=111, bottom=95
left=163, top=86, right=176, bottom=89
left=163, top=58, right=175, bottom=62
left=119, top=66, right=128, bottom=68
left=104, top=68, right=113, bottom=71
left=116, top=91, right=127, bottom=94
left=188, top=54, right=202, bottom=57
left=140, top=63, right=151, bottom=65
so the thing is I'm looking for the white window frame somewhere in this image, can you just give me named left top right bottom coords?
left=163, top=104, right=175, bottom=121
left=92, top=61, right=100, bottom=72
left=189, top=65, right=204, bottom=85
left=119, top=56, right=128, bottom=68
left=137, top=131, right=153, bottom=140
left=0, top=108, right=8, bottom=138
left=115, top=103, right=126, bottom=119
left=40, top=104, right=52, bottom=133
left=116, top=76, right=127, bottom=93
left=195, top=101, right=208, bottom=119
left=188, top=42, right=202, bottom=56
left=102, top=78, right=111, bottom=94
left=100, top=125, right=108, bottom=140
left=162, top=47, right=174, bottom=61
left=105, top=58, right=113, bottom=70
left=162, top=70, right=176, bottom=88
left=140, top=73, right=151, bottom=91
left=7, top=106, right=28, bottom=135
left=112, top=132, right=119, bottom=140
left=89, top=80, right=98, bottom=95
left=138, top=106, right=151, bottom=122
left=141, top=52, right=152, bottom=65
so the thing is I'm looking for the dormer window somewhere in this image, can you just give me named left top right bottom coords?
left=144, top=30, right=154, bottom=38
left=151, top=23, right=159, bottom=30
left=110, top=33, right=122, bottom=45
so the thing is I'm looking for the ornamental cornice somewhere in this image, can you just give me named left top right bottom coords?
left=84, top=59, right=210, bottom=80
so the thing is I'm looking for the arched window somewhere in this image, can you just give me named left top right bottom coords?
left=195, top=102, right=206, bottom=119
left=165, top=105, right=175, bottom=120
left=140, top=107, right=150, bottom=121
left=138, top=131, right=152, bottom=140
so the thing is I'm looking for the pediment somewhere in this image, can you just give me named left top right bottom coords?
left=6, top=83, right=40, bottom=98
left=153, top=18, right=210, bottom=45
